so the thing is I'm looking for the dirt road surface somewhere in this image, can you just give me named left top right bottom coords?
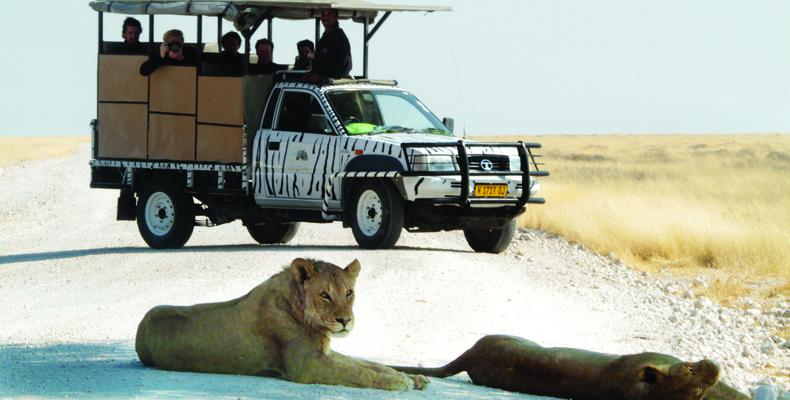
left=0, top=146, right=785, bottom=399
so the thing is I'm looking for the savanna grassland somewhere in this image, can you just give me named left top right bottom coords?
left=0, top=136, right=89, bottom=169
left=484, top=134, right=790, bottom=304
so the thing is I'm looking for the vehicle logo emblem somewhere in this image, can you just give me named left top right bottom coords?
left=296, top=150, right=308, bottom=161
left=480, top=159, right=493, bottom=171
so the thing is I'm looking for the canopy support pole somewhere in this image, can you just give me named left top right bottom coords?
left=217, top=16, right=222, bottom=45
left=315, top=18, right=320, bottom=44
left=267, top=17, right=273, bottom=39
left=363, top=11, right=391, bottom=78
left=241, top=13, right=267, bottom=74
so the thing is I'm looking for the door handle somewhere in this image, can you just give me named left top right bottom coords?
left=268, top=141, right=280, bottom=151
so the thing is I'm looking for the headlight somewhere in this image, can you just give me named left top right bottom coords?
left=509, top=155, right=522, bottom=172
left=412, top=154, right=458, bottom=172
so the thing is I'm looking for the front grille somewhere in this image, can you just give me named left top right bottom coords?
left=464, top=155, right=510, bottom=171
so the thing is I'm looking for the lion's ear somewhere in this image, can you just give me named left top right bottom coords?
left=290, top=258, right=317, bottom=284
left=345, top=259, right=361, bottom=279
left=639, top=365, right=666, bottom=384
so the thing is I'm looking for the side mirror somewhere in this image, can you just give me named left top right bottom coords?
left=442, top=117, right=455, bottom=133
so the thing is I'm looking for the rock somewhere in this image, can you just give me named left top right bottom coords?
left=754, top=385, right=780, bottom=400
left=770, top=335, right=783, bottom=344
left=783, top=309, right=790, bottom=318
left=684, top=289, right=695, bottom=299
left=747, top=308, right=763, bottom=317
left=782, top=339, right=790, bottom=349
left=759, top=342, right=775, bottom=355
left=693, top=277, right=709, bottom=288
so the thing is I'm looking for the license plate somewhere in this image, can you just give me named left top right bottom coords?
left=473, top=184, right=508, bottom=197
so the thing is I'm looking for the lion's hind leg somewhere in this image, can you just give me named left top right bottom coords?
left=135, top=305, right=189, bottom=367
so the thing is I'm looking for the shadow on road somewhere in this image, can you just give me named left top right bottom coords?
left=0, top=342, right=543, bottom=399
left=0, top=244, right=470, bottom=265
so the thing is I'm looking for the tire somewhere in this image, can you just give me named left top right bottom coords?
left=136, top=178, right=194, bottom=249
left=350, top=180, right=404, bottom=249
left=245, top=221, right=300, bottom=244
left=463, top=218, right=517, bottom=254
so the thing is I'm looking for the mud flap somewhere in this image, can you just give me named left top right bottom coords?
left=116, top=190, right=136, bottom=221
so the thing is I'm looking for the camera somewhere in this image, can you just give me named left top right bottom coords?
left=166, top=42, right=182, bottom=52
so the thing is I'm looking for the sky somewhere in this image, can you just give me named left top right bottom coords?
left=0, top=0, right=789, bottom=136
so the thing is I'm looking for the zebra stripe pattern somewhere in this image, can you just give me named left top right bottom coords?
left=321, top=171, right=401, bottom=220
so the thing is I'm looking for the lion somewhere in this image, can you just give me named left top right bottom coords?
left=135, top=258, right=428, bottom=391
left=391, top=335, right=750, bottom=399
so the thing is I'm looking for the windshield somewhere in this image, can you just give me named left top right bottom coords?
left=325, top=89, right=452, bottom=136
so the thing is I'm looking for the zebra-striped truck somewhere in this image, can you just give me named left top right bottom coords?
left=91, top=77, right=547, bottom=253
left=88, top=3, right=547, bottom=253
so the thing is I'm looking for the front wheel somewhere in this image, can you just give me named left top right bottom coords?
left=136, top=178, right=194, bottom=249
left=245, top=221, right=300, bottom=244
left=463, top=219, right=517, bottom=254
left=350, top=180, right=404, bottom=249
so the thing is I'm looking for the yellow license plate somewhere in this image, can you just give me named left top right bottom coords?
left=473, top=184, right=508, bottom=197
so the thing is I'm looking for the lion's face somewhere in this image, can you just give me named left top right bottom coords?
left=291, top=258, right=360, bottom=336
left=626, top=355, right=720, bottom=400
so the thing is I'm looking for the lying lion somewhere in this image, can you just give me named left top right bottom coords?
left=391, top=335, right=750, bottom=399
left=135, top=258, right=428, bottom=391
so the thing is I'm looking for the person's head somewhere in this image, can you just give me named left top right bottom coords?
left=297, top=39, right=315, bottom=59
left=320, top=8, right=340, bottom=31
left=255, top=38, right=274, bottom=64
left=122, top=17, right=142, bottom=43
left=162, top=29, right=185, bottom=57
left=221, top=31, right=241, bottom=53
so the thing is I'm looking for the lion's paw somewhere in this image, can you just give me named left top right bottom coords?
left=410, top=374, right=430, bottom=390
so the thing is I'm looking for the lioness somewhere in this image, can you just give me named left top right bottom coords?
left=391, top=335, right=749, bottom=399
left=136, top=258, right=428, bottom=391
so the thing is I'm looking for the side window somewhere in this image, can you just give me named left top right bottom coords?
left=261, top=88, right=281, bottom=129
left=276, top=91, right=331, bottom=134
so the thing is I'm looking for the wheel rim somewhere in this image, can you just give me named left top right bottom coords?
left=356, top=189, right=383, bottom=237
left=145, top=191, right=175, bottom=236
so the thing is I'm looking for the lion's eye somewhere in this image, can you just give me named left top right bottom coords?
left=320, top=292, right=331, bottom=301
left=346, top=290, right=353, bottom=297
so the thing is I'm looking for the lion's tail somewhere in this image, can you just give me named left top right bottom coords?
left=390, top=352, right=469, bottom=378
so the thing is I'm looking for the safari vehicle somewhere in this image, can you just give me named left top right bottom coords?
left=88, top=0, right=548, bottom=253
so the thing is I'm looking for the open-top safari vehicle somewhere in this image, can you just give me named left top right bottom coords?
left=88, top=0, right=548, bottom=253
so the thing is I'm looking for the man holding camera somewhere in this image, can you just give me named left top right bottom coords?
left=140, top=29, right=196, bottom=76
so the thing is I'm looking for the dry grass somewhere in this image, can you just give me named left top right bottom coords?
left=0, top=136, right=89, bottom=169
left=481, top=134, right=790, bottom=303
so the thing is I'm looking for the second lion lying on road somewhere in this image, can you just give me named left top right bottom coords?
left=135, top=257, right=428, bottom=391
left=391, top=335, right=750, bottom=399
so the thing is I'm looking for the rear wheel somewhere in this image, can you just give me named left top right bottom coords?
left=245, top=221, right=300, bottom=244
left=136, top=178, right=194, bottom=249
left=463, top=218, right=517, bottom=254
left=350, top=180, right=404, bottom=249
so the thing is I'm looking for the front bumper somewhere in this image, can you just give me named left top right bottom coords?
left=399, top=140, right=548, bottom=208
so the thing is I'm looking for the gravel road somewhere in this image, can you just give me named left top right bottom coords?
left=0, top=146, right=787, bottom=399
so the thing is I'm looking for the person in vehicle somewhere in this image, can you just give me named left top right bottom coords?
left=310, top=8, right=352, bottom=80
left=218, top=31, right=242, bottom=63
left=293, top=39, right=314, bottom=70
left=139, top=29, right=196, bottom=76
left=249, top=38, right=287, bottom=74
left=122, top=17, right=142, bottom=43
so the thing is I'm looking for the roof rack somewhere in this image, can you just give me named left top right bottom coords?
left=271, top=71, right=397, bottom=86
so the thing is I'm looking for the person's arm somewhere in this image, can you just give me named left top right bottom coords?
left=140, top=43, right=169, bottom=76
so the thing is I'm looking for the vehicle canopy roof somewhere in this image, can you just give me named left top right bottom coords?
left=89, top=0, right=451, bottom=27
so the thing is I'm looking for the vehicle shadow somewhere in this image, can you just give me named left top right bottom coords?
left=0, top=244, right=471, bottom=265
left=0, top=342, right=547, bottom=399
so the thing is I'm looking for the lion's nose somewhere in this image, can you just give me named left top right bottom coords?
left=336, top=317, right=351, bottom=327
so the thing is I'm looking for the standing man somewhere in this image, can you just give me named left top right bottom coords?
left=310, top=8, right=352, bottom=79
left=249, top=38, right=288, bottom=74
left=122, top=17, right=142, bottom=43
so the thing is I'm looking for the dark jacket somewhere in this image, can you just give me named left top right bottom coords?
left=248, top=61, right=288, bottom=75
left=312, top=28, right=352, bottom=78
left=139, top=46, right=197, bottom=76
